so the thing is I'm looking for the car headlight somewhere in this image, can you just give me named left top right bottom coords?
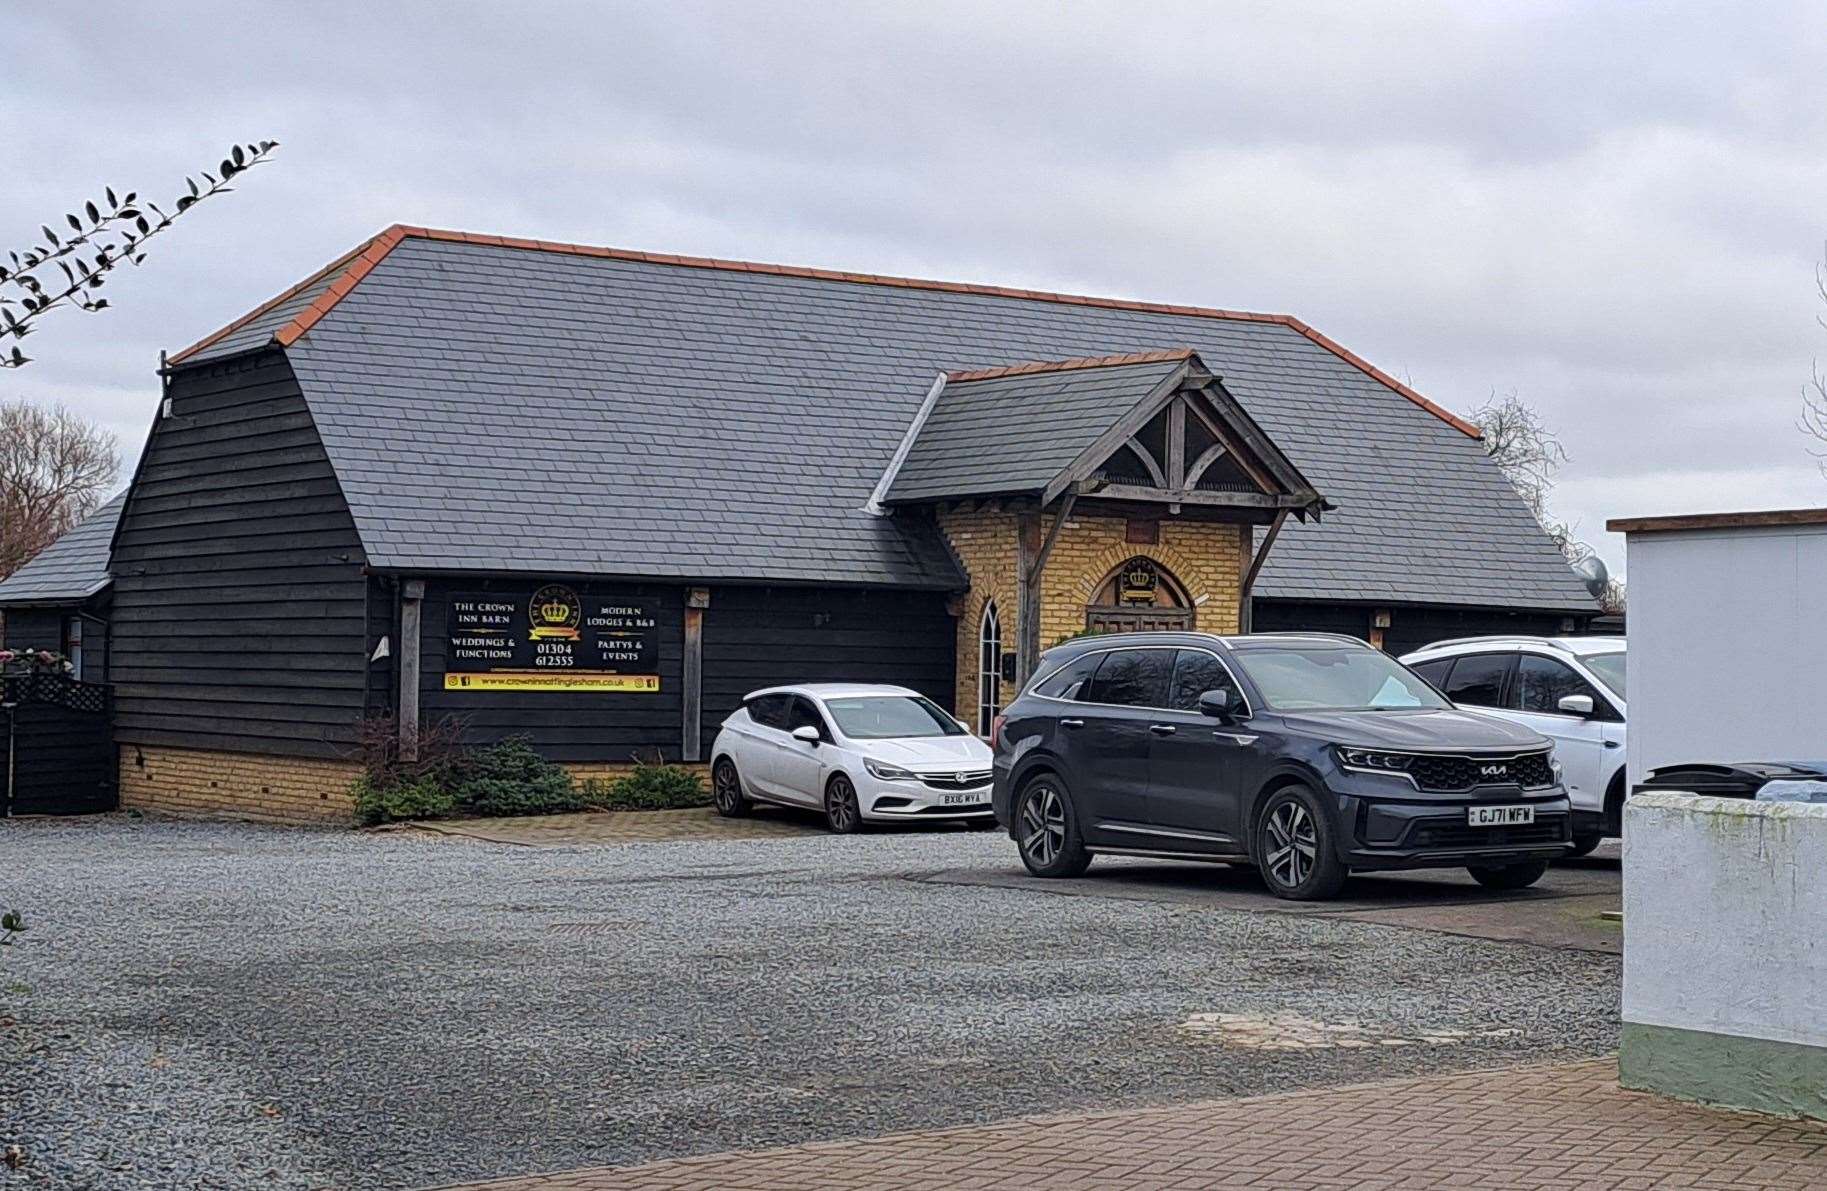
left=864, top=758, right=920, bottom=782
left=1335, top=746, right=1414, bottom=773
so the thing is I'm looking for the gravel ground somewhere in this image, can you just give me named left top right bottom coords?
left=0, top=816, right=1619, bottom=1190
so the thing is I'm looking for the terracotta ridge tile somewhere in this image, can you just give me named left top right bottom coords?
left=944, top=348, right=1200, bottom=384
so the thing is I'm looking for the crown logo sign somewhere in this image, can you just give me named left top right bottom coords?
left=528, top=584, right=583, bottom=641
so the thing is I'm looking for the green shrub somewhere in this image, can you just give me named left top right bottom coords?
left=1048, top=625, right=1112, bottom=648
left=452, top=736, right=591, bottom=818
left=352, top=775, right=457, bottom=825
left=581, top=756, right=709, bottom=811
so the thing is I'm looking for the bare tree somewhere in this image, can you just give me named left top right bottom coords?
left=1470, top=390, right=1623, bottom=612
left=1, top=141, right=278, bottom=367
left=0, top=401, right=119, bottom=580
left=1471, top=390, right=1582, bottom=558
left=1800, top=246, right=1827, bottom=467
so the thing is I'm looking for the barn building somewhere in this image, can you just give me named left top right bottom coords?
left=0, top=226, right=1597, bottom=821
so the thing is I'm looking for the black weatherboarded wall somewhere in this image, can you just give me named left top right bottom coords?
left=418, top=579, right=684, bottom=762
left=700, top=586, right=955, bottom=745
left=413, top=581, right=956, bottom=763
left=1252, top=598, right=1581, bottom=657
left=110, top=351, right=370, bottom=757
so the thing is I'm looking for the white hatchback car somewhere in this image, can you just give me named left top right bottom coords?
left=709, top=683, right=995, bottom=832
left=1400, top=636, right=1627, bottom=855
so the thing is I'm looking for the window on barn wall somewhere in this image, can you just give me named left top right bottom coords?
left=977, top=600, right=1003, bottom=736
left=64, top=617, right=84, bottom=676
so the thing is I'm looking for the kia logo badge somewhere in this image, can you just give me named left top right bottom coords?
left=1480, top=764, right=1508, bottom=778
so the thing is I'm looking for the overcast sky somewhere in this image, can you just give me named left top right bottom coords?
left=9, top=2, right=1827, bottom=577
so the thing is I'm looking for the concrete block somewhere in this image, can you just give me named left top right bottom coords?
left=1621, top=791, right=1827, bottom=1117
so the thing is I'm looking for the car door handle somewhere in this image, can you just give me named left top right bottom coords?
left=1059, top=718, right=1085, bottom=729
left=1603, top=740, right=1621, bottom=749
left=1149, top=723, right=1176, bottom=736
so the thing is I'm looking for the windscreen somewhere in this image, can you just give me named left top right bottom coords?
left=1231, top=644, right=1451, bottom=712
left=824, top=695, right=966, bottom=740
left=1582, top=652, right=1626, bottom=698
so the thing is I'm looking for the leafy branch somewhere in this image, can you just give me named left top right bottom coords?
left=0, top=140, right=279, bottom=367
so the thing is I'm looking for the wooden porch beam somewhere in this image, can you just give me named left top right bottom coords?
left=1016, top=490, right=1078, bottom=684
left=1096, top=483, right=1306, bottom=510
left=1237, top=509, right=1289, bottom=633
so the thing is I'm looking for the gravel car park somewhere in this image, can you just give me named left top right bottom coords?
left=1, top=817, right=1619, bottom=1190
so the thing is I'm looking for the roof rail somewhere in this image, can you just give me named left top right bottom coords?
left=1232, top=631, right=1374, bottom=647
left=1411, top=635, right=1560, bottom=652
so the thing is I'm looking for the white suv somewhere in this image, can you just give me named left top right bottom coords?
left=1399, top=637, right=1626, bottom=855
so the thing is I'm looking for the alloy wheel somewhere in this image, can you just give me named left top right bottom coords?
left=1019, top=784, right=1067, bottom=868
left=1264, top=799, right=1318, bottom=889
left=827, top=776, right=860, bottom=832
left=713, top=762, right=740, bottom=812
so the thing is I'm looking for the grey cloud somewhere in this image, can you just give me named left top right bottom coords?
left=7, top=0, right=1827, bottom=583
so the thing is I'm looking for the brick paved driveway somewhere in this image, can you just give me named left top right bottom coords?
left=438, top=1059, right=1827, bottom=1191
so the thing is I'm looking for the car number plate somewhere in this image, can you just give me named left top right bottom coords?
left=941, top=793, right=986, bottom=807
left=1468, top=805, right=1535, bottom=827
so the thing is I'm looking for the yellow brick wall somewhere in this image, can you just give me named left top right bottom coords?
left=938, top=506, right=1021, bottom=723
left=116, top=747, right=715, bottom=823
left=119, top=745, right=361, bottom=824
left=564, top=760, right=710, bottom=787
left=937, top=506, right=1249, bottom=720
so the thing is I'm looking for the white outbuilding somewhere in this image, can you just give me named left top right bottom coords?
left=1608, top=507, right=1827, bottom=779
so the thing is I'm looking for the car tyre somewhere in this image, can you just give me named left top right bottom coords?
left=824, top=774, right=864, bottom=834
left=1014, top=774, right=1092, bottom=878
left=1255, top=785, right=1347, bottom=901
left=1467, top=858, right=1551, bottom=890
left=1564, top=833, right=1602, bottom=858
left=711, top=757, right=751, bottom=818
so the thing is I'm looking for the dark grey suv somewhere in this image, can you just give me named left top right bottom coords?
left=990, top=632, right=1572, bottom=900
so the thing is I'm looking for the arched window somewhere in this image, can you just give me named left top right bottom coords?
left=977, top=600, right=1003, bottom=736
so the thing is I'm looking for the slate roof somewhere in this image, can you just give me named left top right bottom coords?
left=164, top=227, right=1597, bottom=611
left=0, top=492, right=125, bottom=605
left=886, top=353, right=1191, bottom=503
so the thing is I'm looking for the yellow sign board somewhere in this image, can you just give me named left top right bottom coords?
left=443, top=672, right=661, bottom=692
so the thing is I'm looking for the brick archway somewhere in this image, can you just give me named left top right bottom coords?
left=1064, top=542, right=1211, bottom=606
left=1082, top=554, right=1196, bottom=633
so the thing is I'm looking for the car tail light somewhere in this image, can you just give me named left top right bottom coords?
left=990, top=714, right=1006, bottom=750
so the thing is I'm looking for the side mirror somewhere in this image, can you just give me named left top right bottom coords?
left=1557, top=694, right=1595, bottom=717
left=791, top=725, right=821, bottom=744
left=1198, top=688, right=1237, bottom=723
